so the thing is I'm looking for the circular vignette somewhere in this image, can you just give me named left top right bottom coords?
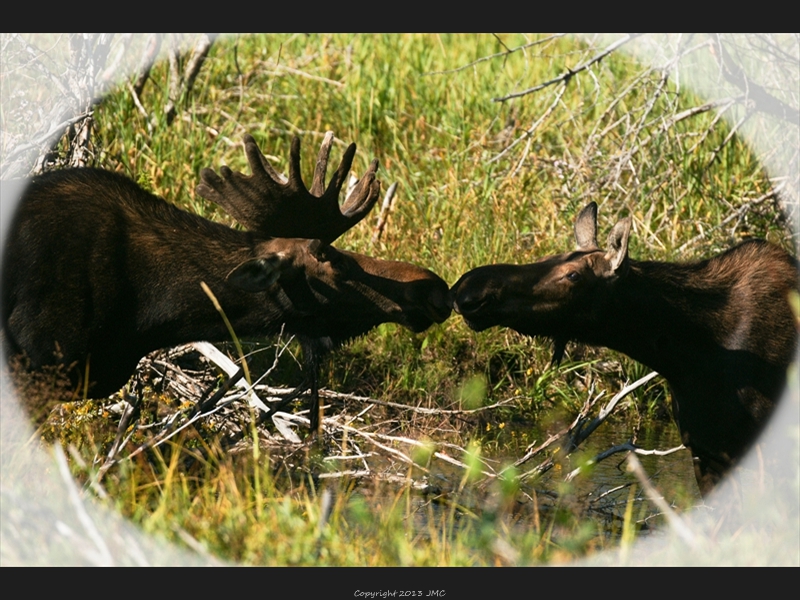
left=0, top=33, right=798, bottom=567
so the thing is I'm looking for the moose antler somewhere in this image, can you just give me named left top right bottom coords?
left=196, top=132, right=381, bottom=244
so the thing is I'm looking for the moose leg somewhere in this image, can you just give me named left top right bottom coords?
left=692, top=454, right=725, bottom=497
left=301, top=338, right=325, bottom=435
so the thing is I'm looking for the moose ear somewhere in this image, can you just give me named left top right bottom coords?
left=574, top=202, right=598, bottom=250
left=605, top=217, right=631, bottom=273
left=226, top=256, right=282, bottom=292
left=306, top=238, right=324, bottom=258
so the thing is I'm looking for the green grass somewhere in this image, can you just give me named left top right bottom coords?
left=6, top=34, right=797, bottom=566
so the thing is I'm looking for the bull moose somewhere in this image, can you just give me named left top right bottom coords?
left=450, top=202, right=798, bottom=494
left=1, top=133, right=451, bottom=431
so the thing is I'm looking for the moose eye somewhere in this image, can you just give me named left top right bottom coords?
left=566, top=271, right=581, bottom=283
left=317, top=246, right=349, bottom=271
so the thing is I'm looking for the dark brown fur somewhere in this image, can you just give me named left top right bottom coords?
left=451, top=202, right=798, bottom=494
left=1, top=168, right=450, bottom=411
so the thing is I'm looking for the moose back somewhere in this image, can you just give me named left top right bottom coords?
left=451, top=202, right=798, bottom=494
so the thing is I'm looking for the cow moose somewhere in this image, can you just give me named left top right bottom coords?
left=1, top=133, right=451, bottom=431
left=450, top=202, right=798, bottom=495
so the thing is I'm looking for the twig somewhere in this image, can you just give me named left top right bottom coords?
left=192, top=341, right=268, bottom=411
left=182, top=34, right=215, bottom=102
left=132, top=33, right=162, bottom=98
left=501, top=84, right=567, bottom=173
left=94, top=390, right=141, bottom=484
left=371, top=181, right=398, bottom=244
left=685, top=98, right=740, bottom=156
left=3, top=111, right=92, bottom=166
left=127, top=81, right=150, bottom=120
left=425, top=34, right=566, bottom=76
left=703, top=106, right=753, bottom=174
left=164, top=34, right=215, bottom=126
left=676, top=186, right=783, bottom=254
left=567, top=371, right=659, bottom=451
left=515, top=385, right=605, bottom=470
left=194, top=367, right=245, bottom=414
left=493, top=34, right=643, bottom=103
left=12, top=33, right=74, bottom=98
left=260, top=64, right=345, bottom=87
left=125, top=392, right=238, bottom=461
left=515, top=372, right=660, bottom=482
left=256, top=385, right=521, bottom=416
left=712, top=35, right=800, bottom=125
left=334, top=422, right=498, bottom=479
left=565, top=440, right=686, bottom=481
left=318, top=469, right=371, bottom=480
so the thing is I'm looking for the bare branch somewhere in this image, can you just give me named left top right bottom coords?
left=676, top=185, right=783, bottom=254
left=2, top=111, right=92, bottom=168
left=493, top=34, right=643, bottom=103
left=182, top=34, right=215, bottom=101
left=263, top=63, right=345, bottom=87
left=425, top=34, right=566, bottom=76
left=566, top=371, right=659, bottom=451
left=713, top=36, right=800, bottom=125
left=515, top=372, right=660, bottom=483
left=192, top=341, right=268, bottom=412
left=371, top=181, right=398, bottom=244
left=131, top=34, right=162, bottom=100
left=163, top=34, right=214, bottom=126
left=257, top=385, right=521, bottom=416
left=565, top=440, right=686, bottom=481
left=490, top=83, right=565, bottom=166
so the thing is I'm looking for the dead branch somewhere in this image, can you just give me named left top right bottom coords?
left=371, top=181, right=398, bottom=244
left=123, top=383, right=246, bottom=462
left=132, top=34, right=162, bottom=97
left=515, top=371, right=660, bottom=482
left=3, top=111, right=92, bottom=169
left=565, top=440, right=686, bottom=482
left=489, top=82, right=566, bottom=167
left=255, top=385, right=521, bottom=416
left=192, top=341, right=269, bottom=411
left=566, top=371, right=659, bottom=452
left=94, top=387, right=142, bottom=484
left=125, top=34, right=163, bottom=124
left=164, top=34, right=215, bottom=126
left=712, top=35, right=800, bottom=125
left=260, top=63, right=345, bottom=87
left=493, top=34, right=643, bottom=103
left=333, top=421, right=499, bottom=479
left=88, top=339, right=516, bottom=496
left=676, top=185, right=783, bottom=254
left=425, top=34, right=566, bottom=76
left=514, top=385, right=605, bottom=470
left=1, top=34, right=111, bottom=177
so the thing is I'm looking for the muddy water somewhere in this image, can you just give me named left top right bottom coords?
left=387, top=418, right=703, bottom=541
left=554, top=420, right=701, bottom=502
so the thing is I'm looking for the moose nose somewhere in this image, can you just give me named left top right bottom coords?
left=411, top=275, right=452, bottom=324
left=427, top=284, right=453, bottom=323
left=450, top=282, right=489, bottom=316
